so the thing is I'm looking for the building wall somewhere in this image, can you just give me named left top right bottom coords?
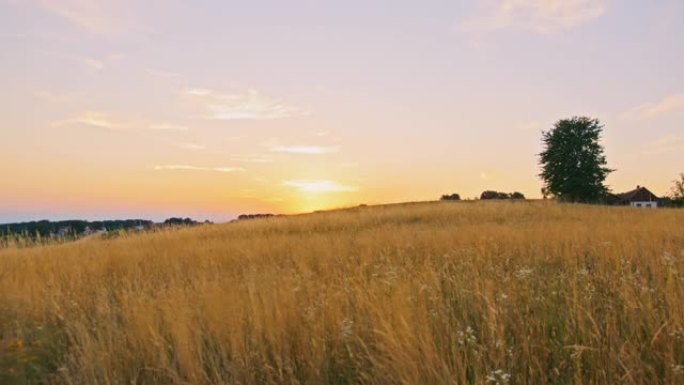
left=631, top=201, right=658, bottom=208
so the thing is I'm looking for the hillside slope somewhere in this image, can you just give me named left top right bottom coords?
left=1, top=201, right=683, bottom=384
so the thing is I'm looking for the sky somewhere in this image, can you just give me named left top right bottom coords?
left=1, top=0, right=683, bottom=222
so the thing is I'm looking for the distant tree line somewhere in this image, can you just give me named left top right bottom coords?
left=440, top=193, right=461, bottom=201
left=237, top=213, right=275, bottom=220
left=162, top=217, right=202, bottom=226
left=0, top=219, right=153, bottom=239
left=0, top=217, right=210, bottom=241
left=440, top=191, right=526, bottom=201
left=480, top=191, right=525, bottom=200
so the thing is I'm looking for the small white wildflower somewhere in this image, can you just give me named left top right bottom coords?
left=515, top=267, right=534, bottom=279
left=669, top=328, right=684, bottom=340
left=457, top=326, right=478, bottom=346
left=340, top=318, right=354, bottom=340
left=662, top=252, right=675, bottom=266
left=486, top=369, right=511, bottom=385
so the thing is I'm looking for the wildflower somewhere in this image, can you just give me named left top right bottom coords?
left=515, top=267, right=534, bottom=279
left=456, top=326, right=477, bottom=345
left=340, top=318, right=354, bottom=340
left=486, top=369, right=511, bottom=385
left=669, top=328, right=684, bottom=340
left=662, top=252, right=675, bottom=266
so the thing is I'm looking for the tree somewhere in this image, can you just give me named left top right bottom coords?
left=539, top=117, right=613, bottom=203
left=479, top=190, right=525, bottom=200
left=440, top=193, right=461, bottom=201
left=510, top=192, right=526, bottom=200
left=671, top=173, right=684, bottom=200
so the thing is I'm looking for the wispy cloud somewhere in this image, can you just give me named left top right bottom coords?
left=53, top=111, right=189, bottom=132
left=461, top=0, right=608, bottom=34
left=186, top=88, right=309, bottom=120
left=621, top=93, right=684, bottom=120
left=147, top=123, right=189, bottom=132
left=84, top=58, right=104, bottom=73
left=177, top=142, right=205, bottom=151
left=146, top=69, right=182, bottom=79
left=153, top=165, right=244, bottom=173
left=271, top=145, right=339, bottom=155
left=34, top=90, right=81, bottom=104
left=24, top=0, right=143, bottom=36
left=283, top=180, right=358, bottom=193
left=231, top=155, right=275, bottom=164
left=643, top=135, right=684, bottom=155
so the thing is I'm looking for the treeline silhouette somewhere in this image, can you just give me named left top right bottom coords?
left=480, top=191, right=525, bottom=200
left=0, top=217, right=208, bottom=239
left=237, top=214, right=275, bottom=220
left=440, top=191, right=526, bottom=201
left=0, top=219, right=153, bottom=238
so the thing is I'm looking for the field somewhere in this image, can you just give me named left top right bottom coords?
left=1, top=201, right=683, bottom=384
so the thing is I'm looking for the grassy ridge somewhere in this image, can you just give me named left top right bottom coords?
left=1, top=201, right=683, bottom=384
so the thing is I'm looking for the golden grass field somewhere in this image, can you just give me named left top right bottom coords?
left=1, top=201, right=683, bottom=384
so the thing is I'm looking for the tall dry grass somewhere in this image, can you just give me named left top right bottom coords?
left=1, top=201, right=683, bottom=384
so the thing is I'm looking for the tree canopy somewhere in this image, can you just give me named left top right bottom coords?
left=480, top=191, right=525, bottom=200
left=539, top=117, right=613, bottom=203
left=440, top=193, right=461, bottom=201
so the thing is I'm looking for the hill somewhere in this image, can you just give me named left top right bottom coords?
left=1, top=201, right=683, bottom=384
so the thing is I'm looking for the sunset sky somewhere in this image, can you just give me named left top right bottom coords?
left=1, top=0, right=683, bottom=222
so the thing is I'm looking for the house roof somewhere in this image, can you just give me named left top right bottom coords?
left=615, top=186, right=659, bottom=202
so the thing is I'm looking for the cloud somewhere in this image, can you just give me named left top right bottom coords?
left=84, top=58, right=104, bottom=73
left=24, top=0, right=138, bottom=36
left=147, top=123, right=189, bottom=131
left=53, top=111, right=189, bottom=132
left=231, top=155, right=274, bottom=164
left=54, top=111, right=118, bottom=129
left=643, top=135, right=684, bottom=155
left=461, top=0, right=608, bottom=34
left=283, top=180, right=358, bottom=193
left=621, top=93, right=684, bottom=120
left=33, top=90, right=80, bottom=104
left=186, top=88, right=309, bottom=120
left=177, top=142, right=205, bottom=151
left=153, top=165, right=244, bottom=173
left=145, top=69, right=182, bottom=79
left=271, top=145, right=339, bottom=155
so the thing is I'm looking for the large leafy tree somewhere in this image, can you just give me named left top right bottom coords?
left=539, top=117, right=613, bottom=203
